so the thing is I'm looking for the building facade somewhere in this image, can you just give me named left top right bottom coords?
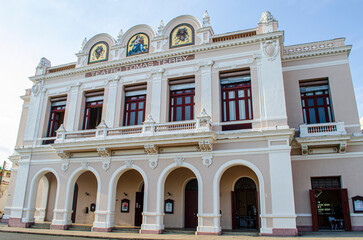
left=2, top=11, right=363, bottom=236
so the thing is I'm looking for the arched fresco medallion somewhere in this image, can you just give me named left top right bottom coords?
left=127, top=33, right=149, bottom=56
left=88, top=41, right=109, bottom=64
left=170, top=23, right=194, bottom=48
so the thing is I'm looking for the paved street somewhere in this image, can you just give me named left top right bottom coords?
left=0, top=232, right=103, bottom=240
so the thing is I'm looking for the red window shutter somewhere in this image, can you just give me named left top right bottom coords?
left=341, top=189, right=352, bottom=231
left=309, top=190, right=319, bottom=231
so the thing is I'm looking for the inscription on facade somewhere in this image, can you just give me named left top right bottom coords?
left=85, top=54, right=195, bottom=78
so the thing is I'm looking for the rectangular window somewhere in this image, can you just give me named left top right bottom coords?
left=46, top=96, right=66, bottom=138
left=169, top=78, right=195, bottom=122
left=123, top=89, right=146, bottom=126
left=300, top=79, right=333, bottom=124
left=311, top=176, right=341, bottom=189
left=221, top=70, right=253, bottom=122
left=83, top=91, right=104, bottom=130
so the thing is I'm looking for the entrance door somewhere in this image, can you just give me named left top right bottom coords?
left=232, top=177, right=258, bottom=230
left=310, top=188, right=351, bottom=231
left=134, top=191, right=144, bottom=226
left=71, top=183, right=79, bottom=223
left=184, top=179, right=198, bottom=228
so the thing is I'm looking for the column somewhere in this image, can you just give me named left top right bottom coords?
left=8, top=156, right=31, bottom=227
left=267, top=149, right=298, bottom=236
left=105, top=77, right=119, bottom=128
left=150, top=68, right=164, bottom=123
left=65, top=82, right=81, bottom=131
left=197, top=164, right=221, bottom=235
left=199, top=60, right=214, bottom=117
left=140, top=170, right=163, bottom=234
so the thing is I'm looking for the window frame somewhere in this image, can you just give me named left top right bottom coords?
left=123, top=94, right=146, bottom=126
left=46, top=102, right=66, bottom=137
left=300, top=80, right=334, bottom=124
left=83, top=93, right=104, bottom=130
left=221, top=79, right=253, bottom=122
left=169, top=88, right=195, bottom=122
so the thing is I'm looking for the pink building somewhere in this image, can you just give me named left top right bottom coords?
left=2, top=11, right=363, bottom=236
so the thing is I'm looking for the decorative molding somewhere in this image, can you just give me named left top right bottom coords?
left=213, top=58, right=254, bottom=69
left=102, top=158, right=111, bottom=171
left=174, top=156, right=184, bottom=166
left=144, top=144, right=158, bottom=155
left=97, top=147, right=110, bottom=158
left=56, top=150, right=71, bottom=159
left=61, top=160, right=69, bottom=172
left=202, top=154, right=213, bottom=167
left=149, top=156, right=158, bottom=170
left=282, top=59, right=350, bottom=72
left=262, top=40, right=279, bottom=61
left=199, top=60, right=214, bottom=68
left=31, top=82, right=42, bottom=97
left=81, top=161, right=89, bottom=169
left=29, top=32, right=283, bottom=81
left=199, top=140, right=213, bottom=152
left=124, top=159, right=134, bottom=168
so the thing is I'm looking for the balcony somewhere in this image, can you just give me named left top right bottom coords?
left=299, top=122, right=346, bottom=138
left=297, top=122, right=349, bottom=155
left=51, top=112, right=214, bottom=153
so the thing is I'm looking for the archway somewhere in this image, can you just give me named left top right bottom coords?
left=232, top=177, right=258, bottom=230
left=219, top=165, right=260, bottom=232
left=163, top=167, right=198, bottom=230
left=114, top=169, right=145, bottom=228
left=33, top=173, right=58, bottom=223
left=71, top=171, right=98, bottom=226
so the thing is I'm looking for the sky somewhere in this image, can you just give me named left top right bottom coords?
left=0, top=0, right=362, bottom=168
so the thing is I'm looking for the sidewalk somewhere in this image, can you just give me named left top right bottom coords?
left=1, top=224, right=363, bottom=240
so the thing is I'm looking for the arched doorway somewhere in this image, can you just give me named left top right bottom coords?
left=33, top=172, right=58, bottom=223
left=184, top=179, right=198, bottom=228
left=71, top=171, right=98, bottom=225
left=163, top=167, right=198, bottom=230
left=114, top=169, right=144, bottom=228
left=232, top=177, right=258, bottom=230
left=219, top=165, right=259, bottom=232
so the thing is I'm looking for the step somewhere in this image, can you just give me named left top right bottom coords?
left=30, top=223, right=51, bottom=229
left=67, top=225, right=92, bottom=231
left=112, top=227, right=140, bottom=233
left=163, top=228, right=195, bottom=235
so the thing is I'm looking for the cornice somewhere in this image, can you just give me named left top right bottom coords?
left=28, top=31, right=284, bottom=82
left=282, top=45, right=351, bottom=61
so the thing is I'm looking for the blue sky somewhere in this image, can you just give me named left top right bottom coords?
left=0, top=0, right=362, bottom=167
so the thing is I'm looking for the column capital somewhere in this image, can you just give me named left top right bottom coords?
left=199, top=60, right=214, bottom=68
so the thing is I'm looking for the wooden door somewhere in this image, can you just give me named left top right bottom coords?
left=309, top=189, right=319, bottom=231
left=134, top=192, right=144, bottom=226
left=341, top=189, right=352, bottom=231
left=231, top=191, right=236, bottom=229
left=185, top=179, right=198, bottom=229
left=71, top=183, right=79, bottom=223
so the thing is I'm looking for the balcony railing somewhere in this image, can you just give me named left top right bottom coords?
left=299, top=122, right=346, bottom=138
left=54, top=112, right=211, bottom=144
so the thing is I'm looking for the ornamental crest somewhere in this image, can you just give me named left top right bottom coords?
left=170, top=24, right=194, bottom=48
left=88, top=41, right=109, bottom=64
left=127, top=33, right=149, bottom=56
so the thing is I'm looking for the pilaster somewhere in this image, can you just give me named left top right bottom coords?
left=65, top=82, right=81, bottom=131
left=150, top=68, right=164, bottom=123
left=105, top=76, right=120, bottom=128
left=266, top=149, right=298, bottom=236
left=199, top=60, right=214, bottom=118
